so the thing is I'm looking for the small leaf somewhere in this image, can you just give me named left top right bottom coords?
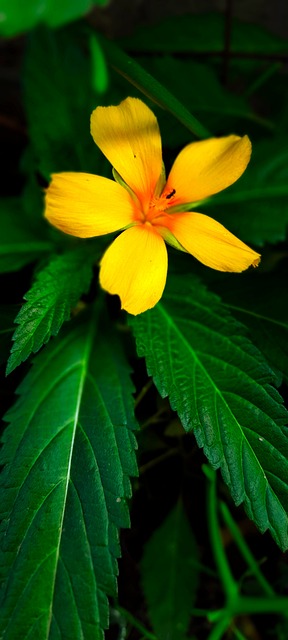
left=141, top=501, right=199, bottom=640
left=6, top=246, right=96, bottom=374
left=0, top=305, right=138, bottom=639
left=0, top=198, right=53, bottom=273
left=130, top=275, right=288, bottom=550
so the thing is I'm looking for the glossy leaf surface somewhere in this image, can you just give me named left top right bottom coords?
left=0, top=306, right=137, bottom=638
left=130, top=276, right=288, bottom=550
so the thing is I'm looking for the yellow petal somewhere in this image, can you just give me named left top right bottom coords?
left=165, top=212, right=260, bottom=272
left=165, top=135, right=251, bottom=204
left=100, top=225, right=168, bottom=315
left=45, top=172, right=135, bottom=237
left=90, top=97, right=162, bottom=209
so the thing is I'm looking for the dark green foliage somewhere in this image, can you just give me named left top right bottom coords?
left=141, top=501, right=199, bottom=640
left=119, top=13, right=288, bottom=55
left=212, top=271, right=288, bottom=385
left=0, top=306, right=138, bottom=639
left=6, top=247, right=97, bottom=374
left=130, top=276, right=288, bottom=549
left=0, top=307, right=16, bottom=365
left=137, top=57, right=267, bottom=148
left=2, top=7, right=288, bottom=639
left=0, top=0, right=108, bottom=36
left=23, top=27, right=108, bottom=179
left=0, top=198, right=53, bottom=273
left=202, top=137, right=288, bottom=246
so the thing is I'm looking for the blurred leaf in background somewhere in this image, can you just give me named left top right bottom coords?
left=0, top=0, right=108, bottom=36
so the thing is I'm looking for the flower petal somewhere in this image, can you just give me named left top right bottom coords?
left=100, top=225, right=168, bottom=315
left=165, top=212, right=260, bottom=272
left=90, top=97, right=162, bottom=208
left=165, top=135, right=251, bottom=204
left=45, top=172, right=135, bottom=237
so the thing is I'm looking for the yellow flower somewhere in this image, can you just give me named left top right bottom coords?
left=45, top=97, right=260, bottom=315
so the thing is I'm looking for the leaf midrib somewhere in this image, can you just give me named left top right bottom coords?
left=158, top=302, right=240, bottom=426
left=156, top=302, right=282, bottom=506
left=47, top=315, right=96, bottom=637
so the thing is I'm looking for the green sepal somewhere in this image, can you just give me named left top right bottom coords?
left=112, top=168, right=141, bottom=206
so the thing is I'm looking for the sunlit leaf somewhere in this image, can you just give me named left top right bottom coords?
left=0, top=305, right=137, bottom=639
left=130, top=275, right=288, bottom=550
left=141, top=501, right=199, bottom=639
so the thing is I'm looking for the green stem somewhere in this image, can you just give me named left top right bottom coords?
left=232, top=596, right=288, bottom=616
left=97, top=33, right=211, bottom=139
left=207, top=613, right=231, bottom=640
left=232, top=626, right=250, bottom=640
left=219, top=501, right=274, bottom=597
left=204, top=465, right=238, bottom=602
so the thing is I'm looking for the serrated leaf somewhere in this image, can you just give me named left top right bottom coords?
left=141, top=501, right=199, bottom=640
left=129, top=275, right=288, bottom=550
left=212, top=271, right=288, bottom=385
left=0, top=305, right=138, bottom=639
left=201, top=137, right=288, bottom=246
left=6, top=247, right=96, bottom=374
left=0, top=198, right=53, bottom=273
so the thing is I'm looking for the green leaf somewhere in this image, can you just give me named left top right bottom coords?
left=0, top=305, right=138, bottom=639
left=23, top=27, right=106, bottom=179
left=97, top=34, right=211, bottom=140
left=129, top=275, right=288, bottom=550
left=141, top=501, right=199, bottom=640
left=6, top=246, right=96, bottom=374
left=201, top=137, right=288, bottom=246
left=0, top=0, right=108, bottom=36
left=212, top=271, right=288, bottom=385
left=139, top=57, right=273, bottom=148
left=0, top=198, right=53, bottom=273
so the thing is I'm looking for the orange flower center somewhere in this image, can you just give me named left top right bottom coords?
left=134, top=187, right=177, bottom=227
